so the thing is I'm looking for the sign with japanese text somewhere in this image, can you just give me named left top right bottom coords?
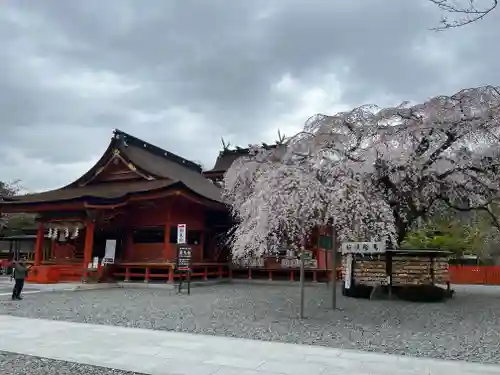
left=177, top=224, right=187, bottom=244
left=341, top=242, right=385, bottom=255
left=176, top=245, right=192, bottom=271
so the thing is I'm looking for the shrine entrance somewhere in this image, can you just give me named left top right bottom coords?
left=92, top=211, right=129, bottom=264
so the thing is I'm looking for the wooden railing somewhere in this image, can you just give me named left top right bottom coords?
left=231, top=267, right=342, bottom=282
left=113, top=262, right=230, bottom=283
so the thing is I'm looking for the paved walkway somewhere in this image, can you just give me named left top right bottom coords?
left=0, top=277, right=119, bottom=297
left=1, top=316, right=499, bottom=375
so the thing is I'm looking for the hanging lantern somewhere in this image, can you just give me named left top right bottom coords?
left=48, top=228, right=53, bottom=238
left=64, top=227, right=70, bottom=239
left=52, top=228, right=59, bottom=240
left=72, top=227, right=79, bottom=239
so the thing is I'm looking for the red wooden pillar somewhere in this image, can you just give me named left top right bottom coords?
left=164, top=209, right=171, bottom=261
left=83, top=220, right=95, bottom=281
left=34, top=222, right=44, bottom=266
left=168, top=265, right=174, bottom=283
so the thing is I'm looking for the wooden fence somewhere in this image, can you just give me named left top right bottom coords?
left=449, top=266, right=500, bottom=285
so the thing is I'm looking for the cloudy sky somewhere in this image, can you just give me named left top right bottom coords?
left=0, top=0, right=499, bottom=192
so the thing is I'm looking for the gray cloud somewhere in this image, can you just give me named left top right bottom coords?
left=0, top=0, right=499, bottom=191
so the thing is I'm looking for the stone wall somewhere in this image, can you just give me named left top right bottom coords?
left=342, top=254, right=449, bottom=286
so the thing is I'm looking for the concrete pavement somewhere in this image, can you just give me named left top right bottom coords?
left=0, top=315, right=498, bottom=375
left=0, top=276, right=119, bottom=297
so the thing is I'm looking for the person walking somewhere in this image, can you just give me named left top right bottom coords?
left=12, top=258, right=29, bottom=300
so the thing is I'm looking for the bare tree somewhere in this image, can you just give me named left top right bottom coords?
left=430, top=0, right=498, bottom=30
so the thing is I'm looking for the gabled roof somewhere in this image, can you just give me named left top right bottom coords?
left=204, top=144, right=283, bottom=175
left=2, top=129, right=222, bottom=206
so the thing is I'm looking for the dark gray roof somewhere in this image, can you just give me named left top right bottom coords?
left=2, top=130, right=223, bottom=206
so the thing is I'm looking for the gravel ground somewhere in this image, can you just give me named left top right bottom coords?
left=0, top=351, right=147, bottom=375
left=1, top=283, right=499, bottom=364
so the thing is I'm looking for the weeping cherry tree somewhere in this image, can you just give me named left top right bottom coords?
left=223, top=85, right=500, bottom=317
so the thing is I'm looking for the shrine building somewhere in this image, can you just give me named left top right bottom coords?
left=0, top=130, right=232, bottom=283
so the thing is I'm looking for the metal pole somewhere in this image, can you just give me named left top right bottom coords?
left=331, top=228, right=337, bottom=310
left=299, top=254, right=305, bottom=319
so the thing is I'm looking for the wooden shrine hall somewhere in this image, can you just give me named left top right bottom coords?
left=0, top=130, right=231, bottom=283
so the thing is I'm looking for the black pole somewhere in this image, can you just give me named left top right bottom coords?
left=331, top=228, right=337, bottom=310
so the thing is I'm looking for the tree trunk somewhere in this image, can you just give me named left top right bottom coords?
left=299, top=255, right=305, bottom=319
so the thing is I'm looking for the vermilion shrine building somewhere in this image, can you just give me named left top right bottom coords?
left=0, top=130, right=338, bottom=283
left=0, top=130, right=233, bottom=283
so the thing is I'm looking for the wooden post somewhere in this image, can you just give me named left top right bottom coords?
left=164, top=221, right=171, bottom=261
left=34, top=222, right=44, bottom=266
left=386, top=251, right=393, bottom=299
left=168, top=265, right=174, bottom=283
left=83, top=220, right=95, bottom=282
left=299, top=255, right=305, bottom=319
left=331, top=228, right=338, bottom=310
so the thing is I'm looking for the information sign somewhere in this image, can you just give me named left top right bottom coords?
left=177, top=224, right=187, bottom=244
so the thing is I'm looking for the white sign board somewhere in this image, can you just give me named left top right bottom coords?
left=177, top=224, right=187, bottom=244
left=104, top=239, right=116, bottom=264
left=344, top=254, right=353, bottom=289
left=341, top=241, right=385, bottom=254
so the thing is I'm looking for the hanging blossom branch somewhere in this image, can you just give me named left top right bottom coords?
left=0, top=180, right=22, bottom=231
left=430, top=0, right=498, bottom=30
left=224, top=85, right=500, bottom=260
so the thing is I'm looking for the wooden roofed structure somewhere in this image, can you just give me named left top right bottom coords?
left=0, top=129, right=231, bottom=283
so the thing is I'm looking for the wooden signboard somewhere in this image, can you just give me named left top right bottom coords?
left=176, top=245, right=192, bottom=271
left=176, top=245, right=192, bottom=295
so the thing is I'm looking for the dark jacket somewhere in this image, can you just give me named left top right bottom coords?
left=13, top=262, right=28, bottom=280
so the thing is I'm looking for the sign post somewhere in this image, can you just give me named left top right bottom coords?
left=176, top=245, right=192, bottom=294
left=176, top=224, right=191, bottom=294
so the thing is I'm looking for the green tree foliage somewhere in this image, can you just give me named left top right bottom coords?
left=402, top=212, right=499, bottom=258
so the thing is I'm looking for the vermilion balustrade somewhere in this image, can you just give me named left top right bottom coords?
left=449, top=266, right=500, bottom=285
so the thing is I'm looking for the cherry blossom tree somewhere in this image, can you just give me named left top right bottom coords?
left=223, top=85, right=500, bottom=315
left=369, top=85, right=500, bottom=243
left=223, top=120, right=396, bottom=315
left=430, top=0, right=497, bottom=30
left=0, top=180, right=20, bottom=234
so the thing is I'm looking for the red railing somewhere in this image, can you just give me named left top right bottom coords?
left=113, top=262, right=230, bottom=283
left=449, top=266, right=500, bottom=285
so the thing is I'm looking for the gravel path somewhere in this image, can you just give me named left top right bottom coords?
left=1, top=283, right=499, bottom=364
left=0, top=351, right=147, bottom=375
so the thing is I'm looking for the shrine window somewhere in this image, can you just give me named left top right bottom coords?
left=132, top=227, right=165, bottom=244
left=169, top=226, right=178, bottom=243
left=187, top=230, right=201, bottom=245
left=169, top=226, right=202, bottom=245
